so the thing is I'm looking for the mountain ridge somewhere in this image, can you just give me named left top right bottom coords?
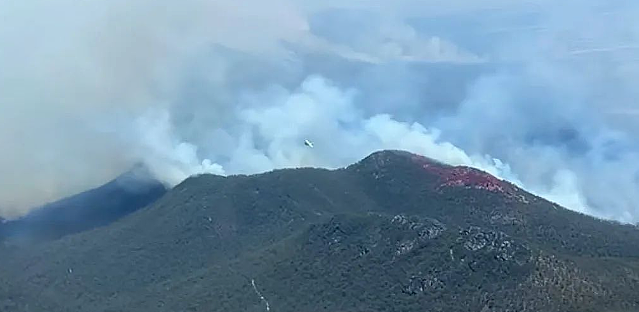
left=1, top=149, right=638, bottom=312
left=0, top=164, right=167, bottom=244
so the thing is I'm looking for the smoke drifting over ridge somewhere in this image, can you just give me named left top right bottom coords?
left=1, top=0, right=639, bottom=223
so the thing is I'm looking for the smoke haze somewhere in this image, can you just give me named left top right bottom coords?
left=1, top=0, right=639, bottom=223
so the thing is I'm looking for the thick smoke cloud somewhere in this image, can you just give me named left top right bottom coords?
left=1, top=0, right=638, bottom=223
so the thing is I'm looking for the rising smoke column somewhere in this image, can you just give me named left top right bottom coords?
left=1, top=0, right=639, bottom=223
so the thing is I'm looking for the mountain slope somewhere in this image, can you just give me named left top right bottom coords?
left=1, top=150, right=638, bottom=312
left=0, top=165, right=167, bottom=244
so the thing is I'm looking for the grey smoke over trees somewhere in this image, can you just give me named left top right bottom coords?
left=1, top=0, right=638, bottom=222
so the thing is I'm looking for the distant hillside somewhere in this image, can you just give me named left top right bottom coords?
left=0, top=165, right=167, bottom=244
left=1, top=150, right=638, bottom=312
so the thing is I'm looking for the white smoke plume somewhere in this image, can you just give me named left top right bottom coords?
left=1, top=0, right=639, bottom=223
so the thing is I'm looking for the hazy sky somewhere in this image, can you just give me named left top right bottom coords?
left=1, top=0, right=639, bottom=223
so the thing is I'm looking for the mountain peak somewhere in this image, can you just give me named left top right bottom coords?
left=355, top=150, right=525, bottom=201
left=354, top=149, right=445, bottom=168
